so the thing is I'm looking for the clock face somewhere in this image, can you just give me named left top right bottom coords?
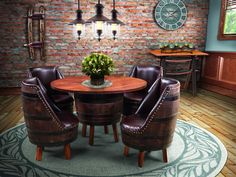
left=154, top=0, right=187, bottom=30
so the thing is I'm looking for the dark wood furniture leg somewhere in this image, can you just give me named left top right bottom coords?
left=82, top=124, right=87, bottom=137
left=160, top=56, right=167, bottom=75
left=89, top=125, right=95, bottom=145
left=138, top=151, right=145, bottom=167
left=36, top=145, right=43, bottom=161
left=112, top=124, right=119, bottom=142
left=104, top=125, right=109, bottom=134
left=191, top=56, right=197, bottom=96
left=124, top=146, right=129, bottom=156
left=64, top=144, right=71, bottom=160
left=162, top=148, right=168, bottom=163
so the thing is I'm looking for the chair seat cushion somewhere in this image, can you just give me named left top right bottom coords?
left=57, top=112, right=79, bottom=129
left=121, top=114, right=145, bottom=135
left=124, top=92, right=144, bottom=103
left=51, top=94, right=73, bottom=104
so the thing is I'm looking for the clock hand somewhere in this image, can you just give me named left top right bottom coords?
left=162, top=15, right=170, bottom=22
left=162, top=9, right=170, bottom=17
left=169, top=8, right=178, bottom=16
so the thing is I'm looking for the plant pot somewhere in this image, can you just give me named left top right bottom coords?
left=90, top=75, right=105, bottom=85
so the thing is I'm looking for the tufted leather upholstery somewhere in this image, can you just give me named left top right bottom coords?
left=120, top=77, right=180, bottom=167
left=28, top=66, right=74, bottom=112
left=123, top=65, right=163, bottom=116
left=21, top=77, right=79, bottom=160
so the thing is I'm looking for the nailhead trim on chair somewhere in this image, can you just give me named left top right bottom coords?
left=138, top=88, right=170, bottom=135
left=125, top=81, right=180, bottom=136
left=26, top=85, right=64, bottom=130
left=36, top=87, right=78, bottom=130
left=126, top=87, right=170, bottom=135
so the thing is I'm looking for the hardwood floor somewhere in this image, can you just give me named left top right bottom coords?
left=0, top=95, right=24, bottom=132
left=0, top=89, right=235, bottom=176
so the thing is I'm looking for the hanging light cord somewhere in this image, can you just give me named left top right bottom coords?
left=113, top=0, right=115, bottom=10
left=78, top=0, right=80, bottom=9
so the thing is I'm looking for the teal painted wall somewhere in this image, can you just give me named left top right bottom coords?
left=205, top=0, right=236, bottom=52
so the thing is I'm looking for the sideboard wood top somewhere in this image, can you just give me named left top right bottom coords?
left=149, top=50, right=209, bottom=57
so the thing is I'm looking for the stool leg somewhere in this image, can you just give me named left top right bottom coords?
left=64, top=144, right=71, bottom=160
left=89, top=125, right=94, bottom=145
left=82, top=124, right=87, bottom=137
left=112, top=124, right=119, bottom=142
left=104, top=125, right=109, bottom=134
left=124, top=146, right=129, bottom=156
left=36, top=145, right=43, bottom=161
left=138, top=151, right=145, bottom=167
left=162, top=148, right=168, bottom=163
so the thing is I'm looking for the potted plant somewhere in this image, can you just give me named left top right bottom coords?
left=82, top=53, right=114, bottom=85
left=159, top=42, right=194, bottom=53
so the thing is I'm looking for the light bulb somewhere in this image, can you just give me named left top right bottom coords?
left=96, top=21, right=103, bottom=30
left=111, top=23, right=117, bottom=31
left=76, top=24, right=83, bottom=31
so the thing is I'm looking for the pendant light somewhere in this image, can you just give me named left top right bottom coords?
left=86, top=0, right=110, bottom=41
left=69, top=0, right=85, bottom=40
left=108, top=0, right=124, bottom=40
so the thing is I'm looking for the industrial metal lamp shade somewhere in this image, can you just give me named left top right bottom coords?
left=86, top=1, right=110, bottom=41
left=69, top=0, right=86, bottom=40
left=108, top=0, right=124, bottom=40
left=69, top=0, right=124, bottom=41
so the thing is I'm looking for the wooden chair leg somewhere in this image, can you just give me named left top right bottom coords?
left=123, top=146, right=129, bottom=156
left=184, top=73, right=192, bottom=90
left=112, top=124, right=119, bottom=142
left=162, top=148, right=168, bottom=163
left=138, top=151, right=145, bottom=167
left=36, top=145, right=43, bottom=161
left=89, top=125, right=94, bottom=145
left=104, top=125, right=109, bottom=134
left=64, top=144, right=71, bottom=160
left=82, top=124, right=87, bottom=137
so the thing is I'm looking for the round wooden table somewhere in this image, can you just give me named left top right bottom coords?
left=51, top=76, right=147, bottom=145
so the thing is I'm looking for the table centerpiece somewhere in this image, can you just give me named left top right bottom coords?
left=82, top=53, right=114, bottom=86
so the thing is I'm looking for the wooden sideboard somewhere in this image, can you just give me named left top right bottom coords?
left=149, top=50, right=208, bottom=96
left=201, top=51, right=236, bottom=98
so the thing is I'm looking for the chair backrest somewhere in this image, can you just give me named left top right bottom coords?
left=136, top=77, right=180, bottom=120
left=129, top=65, right=163, bottom=93
left=135, top=78, right=161, bottom=118
left=164, top=58, right=192, bottom=90
left=21, top=77, right=64, bottom=145
left=28, top=66, right=63, bottom=93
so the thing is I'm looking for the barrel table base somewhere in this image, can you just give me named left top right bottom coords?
left=75, top=93, right=123, bottom=145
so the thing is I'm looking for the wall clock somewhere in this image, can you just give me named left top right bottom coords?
left=154, top=0, right=187, bottom=30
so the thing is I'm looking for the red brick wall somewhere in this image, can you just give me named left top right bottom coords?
left=0, top=0, right=209, bottom=87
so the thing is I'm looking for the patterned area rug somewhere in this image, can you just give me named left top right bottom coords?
left=0, top=120, right=227, bottom=177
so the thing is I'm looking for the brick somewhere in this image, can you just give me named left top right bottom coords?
left=0, top=0, right=209, bottom=87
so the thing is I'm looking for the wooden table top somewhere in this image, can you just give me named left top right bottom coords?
left=149, top=49, right=209, bottom=57
left=51, top=76, right=147, bottom=94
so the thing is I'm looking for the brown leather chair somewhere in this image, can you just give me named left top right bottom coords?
left=120, top=77, right=180, bottom=167
left=123, top=65, right=163, bottom=116
left=21, top=77, right=79, bottom=161
left=28, top=66, right=74, bottom=112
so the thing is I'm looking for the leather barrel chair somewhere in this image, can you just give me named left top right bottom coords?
left=123, top=65, right=163, bottom=116
left=28, top=66, right=74, bottom=113
left=21, top=77, right=79, bottom=161
left=120, top=77, right=180, bottom=167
